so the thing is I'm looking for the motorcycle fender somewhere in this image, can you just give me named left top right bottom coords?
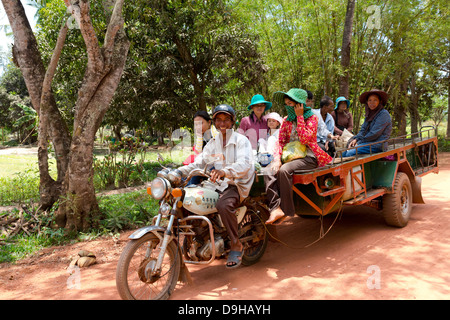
left=128, top=225, right=166, bottom=240
left=236, top=206, right=247, bottom=224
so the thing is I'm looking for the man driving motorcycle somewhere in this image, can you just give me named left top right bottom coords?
left=177, top=104, right=255, bottom=268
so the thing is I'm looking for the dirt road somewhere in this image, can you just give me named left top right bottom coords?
left=1, top=154, right=449, bottom=300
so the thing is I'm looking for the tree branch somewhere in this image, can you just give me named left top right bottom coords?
left=42, top=21, right=69, bottom=99
left=65, top=0, right=103, bottom=70
left=103, top=0, right=125, bottom=54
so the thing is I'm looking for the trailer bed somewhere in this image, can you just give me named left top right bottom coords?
left=288, top=129, right=439, bottom=219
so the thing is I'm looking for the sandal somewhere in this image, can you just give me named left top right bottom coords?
left=226, top=250, right=243, bottom=269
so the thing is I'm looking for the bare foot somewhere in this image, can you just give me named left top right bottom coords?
left=265, top=207, right=286, bottom=225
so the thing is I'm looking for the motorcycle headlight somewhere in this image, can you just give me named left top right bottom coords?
left=150, top=177, right=170, bottom=200
left=167, top=169, right=182, bottom=186
left=157, top=168, right=170, bottom=179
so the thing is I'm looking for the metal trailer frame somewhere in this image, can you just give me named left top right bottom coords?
left=284, top=127, right=439, bottom=218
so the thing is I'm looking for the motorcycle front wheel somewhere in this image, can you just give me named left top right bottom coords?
left=116, top=233, right=181, bottom=300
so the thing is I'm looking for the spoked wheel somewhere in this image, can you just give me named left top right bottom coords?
left=116, top=233, right=180, bottom=300
left=239, top=203, right=269, bottom=266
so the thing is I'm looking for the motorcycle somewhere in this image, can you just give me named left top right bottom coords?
left=116, top=162, right=270, bottom=300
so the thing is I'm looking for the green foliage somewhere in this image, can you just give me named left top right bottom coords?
left=4, top=0, right=448, bottom=138
left=98, top=190, right=159, bottom=233
left=0, top=189, right=158, bottom=263
left=93, top=133, right=154, bottom=190
left=101, top=0, right=266, bottom=131
left=0, top=168, right=40, bottom=206
left=13, top=104, right=38, bottom=138
left=0, top=85, right=32, bottom=138
left=234, top=0, right=449, bottom=133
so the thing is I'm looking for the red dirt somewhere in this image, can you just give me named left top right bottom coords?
left=1, top=154, right=450, bottom=300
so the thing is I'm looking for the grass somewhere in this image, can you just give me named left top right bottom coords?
left=0, top=154, right=40, bottom=179
left=0, top=169, right=40, bottom=205
left=0, top=143, right=189, bottom=263
left=0, top=147, right=187, bottom=179
left=0, top=189, right=160, bottom=263
left=0, top=146, right=189, bottom=205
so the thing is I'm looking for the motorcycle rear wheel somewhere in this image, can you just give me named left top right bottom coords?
left=240, top=203, right=269, bottom=266
left=116, top=233, right=180, bottom=300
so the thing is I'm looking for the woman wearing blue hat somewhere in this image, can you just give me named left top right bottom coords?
left=238, top=94, right=271, bottom=150
left=331, top=96, right=354, bottom=136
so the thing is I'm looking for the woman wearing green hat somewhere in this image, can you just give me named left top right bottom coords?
left=331, top=96, right=354, bottom=136
left=265, top=88, right=332, bottom=225
left=238, top=94, right=271, bottom=150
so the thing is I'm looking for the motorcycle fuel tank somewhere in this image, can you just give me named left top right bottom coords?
left=183, top=186, right=219, bottom=215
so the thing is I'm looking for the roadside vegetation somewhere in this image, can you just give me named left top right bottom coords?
left=0, top=136, right=186, bottom=263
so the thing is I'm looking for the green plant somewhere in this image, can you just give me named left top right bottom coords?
left=93, top=153, right=118, bottom=190
left=93, top=135, right=150, bottom=190
left=98, top=190, right=159, bottom=232
left=13, top=103, right=38, bottom=143
left=438, top=136, right=450, bottom=152
left=0, top=168, right=40, bottom=205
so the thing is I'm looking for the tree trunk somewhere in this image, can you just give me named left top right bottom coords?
left=2, top=0, right=71, bottom=211
left=172, top=35, right=207, bottom=111
left=447, top=73, right=450, bottom=138
left=3, top=0, right=129, bottom=232
left=409, top=73, right=419, bottom=134
left=338, top=0, right=356, bottom=98
left=55, top=0, right=130, bottom=231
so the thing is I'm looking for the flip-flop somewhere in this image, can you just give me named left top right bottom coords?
left=226, top=250, right=243, bottom=269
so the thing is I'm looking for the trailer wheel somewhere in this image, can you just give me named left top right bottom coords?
left=382, top=172, right=412, bottom=227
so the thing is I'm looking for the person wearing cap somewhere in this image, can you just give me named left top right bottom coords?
left=264, top=88, right=332, bottom=225
left=238, top=94, right=271, bottom=150
left=342, top=89, right=392, bottom=157
left=177, top=104, right=254, bottom=269
left=331, top=96, right=354, bottom=136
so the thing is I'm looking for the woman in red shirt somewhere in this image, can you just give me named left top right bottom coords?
left=265, top=88, right=332, bottom=225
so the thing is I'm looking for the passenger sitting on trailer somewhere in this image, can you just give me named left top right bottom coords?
left=312, top=95, right=338, bottom=157
left=332, top=96, right=354, bottom=135
left=264, top=88, right=332, bottom=225
left=342, top=89, right=392, bottom=157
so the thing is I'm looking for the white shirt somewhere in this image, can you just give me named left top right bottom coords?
left=258, top=129, right=279, bottom=155
left=312, top=109, right=335, bottom=143
left=178, top=129, right=255, bottom=201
